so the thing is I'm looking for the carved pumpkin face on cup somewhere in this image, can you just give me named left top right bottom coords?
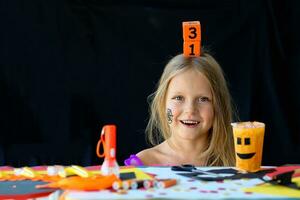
left=231, top=121, right=265, bottom=172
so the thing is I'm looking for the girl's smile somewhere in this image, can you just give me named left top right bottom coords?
left=180, top=119, right=200, bottom=128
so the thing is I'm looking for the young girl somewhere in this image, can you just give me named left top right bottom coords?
left=125, top=49, right=235, bottom=166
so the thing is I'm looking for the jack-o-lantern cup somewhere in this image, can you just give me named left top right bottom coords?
left=231, top=121, right=265, bottom=172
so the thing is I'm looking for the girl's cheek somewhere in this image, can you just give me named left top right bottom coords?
left=202, top=105, right=214, bottom=119
left=167, top=103, right=181, bottom=119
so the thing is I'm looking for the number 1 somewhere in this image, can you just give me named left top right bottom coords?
left=189, top=44, right=195, bottom=55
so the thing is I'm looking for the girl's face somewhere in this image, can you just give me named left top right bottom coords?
left=165, top=68, right=214, bottom=141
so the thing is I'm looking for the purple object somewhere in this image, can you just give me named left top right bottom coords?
left=124, top=154, right=144, bottom=166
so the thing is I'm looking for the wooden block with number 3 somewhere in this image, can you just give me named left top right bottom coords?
left=183, top=41, right=200, bottom=57
left=182, top=21, right=201, bottom=41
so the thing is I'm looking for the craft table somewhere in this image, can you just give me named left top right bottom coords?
left=61, top=166, right=300, bottom=200
left=1, top=166, right=300, bottom=199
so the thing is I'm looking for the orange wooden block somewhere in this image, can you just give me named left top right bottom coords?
left=183, top=41, right=200, bottom=57
left=182, top=21, right=201, bottom=41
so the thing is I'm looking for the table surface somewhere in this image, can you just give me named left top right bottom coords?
left=61, top=166, right=300, bottom=200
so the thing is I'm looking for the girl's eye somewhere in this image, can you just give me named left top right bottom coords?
left=172, top=96, right=183, bottom=101
left=199, top=97, right=210, bottom=103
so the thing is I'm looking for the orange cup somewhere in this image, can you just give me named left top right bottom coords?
left=231, top=121, right=265, bottom=172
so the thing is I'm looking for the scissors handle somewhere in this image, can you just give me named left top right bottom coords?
left=192, top=169, right=220, bottom=177
left=171, top=165, right=220, bottom=177
left=171, top=165, right=189, bottom=172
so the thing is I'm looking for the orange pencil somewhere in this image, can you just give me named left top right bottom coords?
left=155, top=179, right=177, bottom=188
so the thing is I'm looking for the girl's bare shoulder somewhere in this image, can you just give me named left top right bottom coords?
left=136, top=144, right=165, bottom=165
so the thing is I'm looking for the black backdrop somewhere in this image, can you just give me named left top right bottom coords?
left=1, top=0, right=299, bottom=166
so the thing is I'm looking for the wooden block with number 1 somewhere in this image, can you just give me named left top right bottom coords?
left=183, top=41, right=200, bottom=57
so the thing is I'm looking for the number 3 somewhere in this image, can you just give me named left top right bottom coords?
left=188, top=27, right=197, bottom=39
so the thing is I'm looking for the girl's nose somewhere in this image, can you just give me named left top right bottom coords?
left=184, top=101, right=197, bottom=114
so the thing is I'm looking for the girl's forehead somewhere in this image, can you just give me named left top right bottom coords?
left=167, top=68, right=211, bottom=93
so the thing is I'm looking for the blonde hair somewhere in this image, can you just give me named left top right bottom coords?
left=146, top=50, right=235, bottom=166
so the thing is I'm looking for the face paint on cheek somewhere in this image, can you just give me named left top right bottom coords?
left=167, top=108, right=173, bottom=124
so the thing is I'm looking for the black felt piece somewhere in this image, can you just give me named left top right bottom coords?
left=177, top=168, right=276, bottom=181
left=268, top=171, right=300, bottom=190
left=119, top=172, right=136, bottom=180
left=207, top=168, right=239, bottom=174
left=0, top=180, right=56, bottom=197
